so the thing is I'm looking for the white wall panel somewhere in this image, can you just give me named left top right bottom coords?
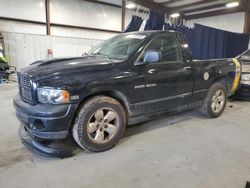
left=51, top=0, right=121, bottom=31
left=186, top=12, right=245, bottom=33
left=0, top=0, right=46, bottom=22
left=0, top=0, right=135, bottom=39
left=2, top=32, right=103, bottom=71
left=0, top=20, right=46, bottom=35
left=51, top=26, right=116, bottom=40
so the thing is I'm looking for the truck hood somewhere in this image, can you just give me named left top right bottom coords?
left=20, top=55, right=118, bottom=81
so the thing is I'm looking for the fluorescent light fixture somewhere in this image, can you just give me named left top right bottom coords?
left=170, top=13, right=180, bottom=18
left=226, top=2, right=239, bottom=8
left=126, top=3, right=136, bottom=9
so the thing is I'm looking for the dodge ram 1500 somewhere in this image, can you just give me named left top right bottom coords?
left=14, top=31, right=241, bottom=157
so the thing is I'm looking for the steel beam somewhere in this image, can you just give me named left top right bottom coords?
left=45, top=0, right=51, bottom=35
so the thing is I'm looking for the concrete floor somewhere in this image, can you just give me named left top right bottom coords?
left=1, top=84, right=250, bottom=188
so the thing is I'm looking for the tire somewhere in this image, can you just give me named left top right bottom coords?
left=201, top=83, right=227, bottom=118
left=72, top=96, right=126, bottom=152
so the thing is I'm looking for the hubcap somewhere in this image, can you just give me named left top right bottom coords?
left=211, top=89, right=225, bottom=113
left=87, top=108, right=119, bottom=144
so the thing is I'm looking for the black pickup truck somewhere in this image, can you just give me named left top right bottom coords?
left=14, top=31, right=241, bottom=157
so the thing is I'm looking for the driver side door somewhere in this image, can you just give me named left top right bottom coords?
left=134, top=34, right=194, bottom=114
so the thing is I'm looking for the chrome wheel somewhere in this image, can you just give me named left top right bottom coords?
left=87, top=108, right=119, bottom=144
left=211, top=89, right=225, bottom=113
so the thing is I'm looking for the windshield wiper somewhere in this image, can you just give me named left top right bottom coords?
left=91, top=53, right=110, bottom=59
left=91, top=52, right=105, bottom=56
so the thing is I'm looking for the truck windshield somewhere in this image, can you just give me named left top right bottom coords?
left=88, top=33, right=149, bottom=60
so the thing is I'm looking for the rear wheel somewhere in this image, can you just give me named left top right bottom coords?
left=72, top=96, right=126, bottom=152
left=201, top=83, right=227, bottom=118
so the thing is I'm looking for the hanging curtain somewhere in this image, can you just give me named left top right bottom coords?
left=144, top=10, right=165, bottom=30
left=193, top=24, right=249, bottom=59
left=124, top=15, right=143, bottom=33
left=225, top=29, right=249, bottom=58
left=164, top=23, right=250, bottom=60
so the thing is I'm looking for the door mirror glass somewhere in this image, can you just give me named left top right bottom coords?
left=143, top=50, right=161, bottom=63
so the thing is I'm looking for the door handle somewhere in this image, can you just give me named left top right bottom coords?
left=148, top=69, right=156, bottom=74
left=183, top=66, right=192, bottom=71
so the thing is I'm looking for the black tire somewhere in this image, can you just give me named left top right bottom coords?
left=72, top=96, right=126, bottom=152
left=201, top=82, right=227, bottom=118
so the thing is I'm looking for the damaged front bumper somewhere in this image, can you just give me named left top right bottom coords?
left=19, top=124, right=80, bottom=158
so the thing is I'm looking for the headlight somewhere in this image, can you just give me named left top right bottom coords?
left=37, top=88, right=70, bottom=104
left=241, top=74, right=250, bottom=81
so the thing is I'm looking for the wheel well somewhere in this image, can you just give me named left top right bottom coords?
left=210, top=76, right=228, bottom=92
left=68, top=91, right=130, bottom=133
left=77, top=90, right=130, bottom=117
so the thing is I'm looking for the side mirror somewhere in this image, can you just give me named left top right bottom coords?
left=143, top=50, right=161, bottom=63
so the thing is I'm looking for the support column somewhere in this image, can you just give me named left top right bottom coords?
left=243, top=0, right=250, bottom=33
left=45, top=0, right=51, bottom=35
left=121, top=0, right=126, bottom=32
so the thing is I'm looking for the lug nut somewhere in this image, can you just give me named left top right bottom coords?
left=104, top=125, right=108, bottom=128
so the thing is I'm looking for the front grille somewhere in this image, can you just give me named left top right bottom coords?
left=19, top=75, right=31, bottom=88
left=18, top=73, right=34, bottom=104
left=20, top=87, right=32, bottom=101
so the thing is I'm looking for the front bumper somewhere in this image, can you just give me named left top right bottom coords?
left=233, top=83, right=250, bottom=100
left=13, top=95, right=78, bottom=140
left=19, top=124, right=80, bottom=158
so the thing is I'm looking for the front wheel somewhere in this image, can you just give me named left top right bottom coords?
left=201, top=83, right=227, bottom=118
left=72, top=96, right=126, bottom=152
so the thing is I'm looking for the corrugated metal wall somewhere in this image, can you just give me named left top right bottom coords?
left=2, top=32, right=104, bottom=71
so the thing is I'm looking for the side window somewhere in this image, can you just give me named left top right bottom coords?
left=145, top=35, right=181, bottom=63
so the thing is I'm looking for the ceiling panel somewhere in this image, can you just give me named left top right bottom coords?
left=180, top=0, right=228, bottom=11
left=92, top=0, right=244, bottom=19
left=185, top=6, right=228, bottom=15
left=97, top=0, right=122, bottom=6
left=153, top=0, right=235, bottom=9
left=165, top=0, right=203, bottom=7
